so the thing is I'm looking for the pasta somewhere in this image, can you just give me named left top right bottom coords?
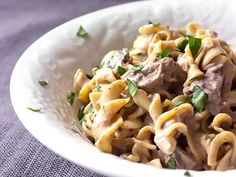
left=73, top=22, right=236, bottom=170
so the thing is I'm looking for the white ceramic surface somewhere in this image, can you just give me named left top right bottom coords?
left=10, top=0, right=236, bottom=176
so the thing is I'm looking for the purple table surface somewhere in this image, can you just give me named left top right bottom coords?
left=0, top=0, right=134, bottom=176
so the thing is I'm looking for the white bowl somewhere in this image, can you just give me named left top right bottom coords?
left=10, top=0, right=236, bottom=176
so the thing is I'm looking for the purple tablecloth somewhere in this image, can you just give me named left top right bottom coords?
left=0, top=0, right=133, bottom=176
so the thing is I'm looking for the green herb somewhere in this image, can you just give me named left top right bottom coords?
left=27, top=107, right=42, bottom=112
left=96, top=85, right=101, bottom=91
left=95, top=63, right=104, bottom=71
left=127, top=79, right=138, bottom=97
left=148, top=21, right=160, bottom=26
left=76, top=25, right=88, bottom=37
left=187, top=35, right=202, bottom=58
left=38, top=80, right=48, bottom=87
left=117, top=66, right=126, bottom=75
left=205, top=132, right=210, bottom=140
left=176, top=39, right=188, bottom=52
left=86, top=74, right=93, bottom=79
left=184, top=170, right=191, bottom=176
left=88, top=104, right=94, bottom=113
left=173, top=101, right=188, bottom=107
left=77, top=105, right=85, bottom=124
left=130, top=65, right=143, bottom=71
left=191, top=85, right=208, bottom=112
left=157, top=48, right=170, bottom=59
left=167, top=156, right=176, bottom=169
left=67, top=92, right=76, bottom=106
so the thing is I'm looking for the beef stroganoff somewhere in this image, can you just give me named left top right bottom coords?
left=73, top=22, right=236, bottom=170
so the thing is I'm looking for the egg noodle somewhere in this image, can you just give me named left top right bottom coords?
left=73, top=22, right=236, bottom=170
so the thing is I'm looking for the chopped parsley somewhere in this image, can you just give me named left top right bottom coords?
left=76, top=25, right=88, bottom=37
left=117, top=66, right=126, bottom=75
left=67, top=92, right=76, bottom=106
left=127, top=79, right=138, bottom=97
left=77, top=105, right=85, bottom=124
left=187, top=35, right=202, bottom=58
left=86, top=74, right=93, bottom=79
left=38, top=80, right=48, bottom=87
left=130, top=65, right=143, bottom=71
left=176, top=39, right=188, bottom=52
left=204, top=132, right=210, bottom=140
left=191, top=85, right=208, bottom=112
left=96, top=85, right=101, bottom=91
left=27, top=107, right=42, bottom=112
left=88, top=104, right=94, bottom=113
left=173, top=100, right=188, bottom=107
left=157, top=48, right=170, bottom=59
left=184, top=170, right=191, bottom=176
left=167, top=156, right=176, bottom=169
left=95, top=63, right=104, bottom=71
left=148, top=21, right=160, bottom=26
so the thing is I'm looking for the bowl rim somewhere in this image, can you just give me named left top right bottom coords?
left=10, top=0, right=236, bottom=176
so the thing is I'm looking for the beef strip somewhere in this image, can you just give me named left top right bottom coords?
left=157, top=147, right=203, bottom=170
left=185, top=61, right=236, bottom=120
left=103, top=48, right=130, bottom=69
left=187, top=64, right=224, bottom=115
left=126, top=58, right=187, bottom=94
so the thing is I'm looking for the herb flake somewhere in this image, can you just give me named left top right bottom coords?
left=157, top=48, right=170, bottom=59
left=77, top=105, right=85, bottom=124
left=96, top=85, right=101, bottom=91
left=148, top=21, right=160, bottom=26
left=130, top=65, right=143, bottom=71
left=76, top=25, right=88, bottom=37
left=127, top=79, right=138, bottom=97
left=27, top=107, right=42, bottom=112
left=191, top=85, right=208, bottom=112
left=38, top=80, right=48, bottom=87
left=187, top=35, right=202, bottom=58
left=205, top=132, right=210, bottom=140
left=184, top=170, right=191, bottom=176
left=117, top=66, right=126, bottom=75
left=176, top=39, right=188, bottom=52
left=167, top=156, right=176, bottom=169
left=86, top=74, right=93, bottom=79
left=173, top=101, right=188, bottom=107
left=67, top=92, right=76, bottom=106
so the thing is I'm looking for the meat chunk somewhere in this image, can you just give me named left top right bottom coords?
left=126, top=58, right=187, bottom=94
left=186, top=64, right=224, bottom=115
left=185, top=61, right=236, bottom=120
left=102, top=48, right=130, bottom=69
left=157, top=147, right=203, bottom=170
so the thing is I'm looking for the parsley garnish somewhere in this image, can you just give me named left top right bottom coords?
left=27, top=107, right=42, bottom=112
left=96, top=85, right=101, bottom=91
left=77, top=105, right=85, bottom=124
left=205, top=132, right=210, bottom=140
left=86, top=74, right=93, bottom=79
left=173, top=101, right=188, bottom=107
left=167, top=156, right=176, bottom=169
left=88, top=104, right=94, bottom=113
left=76, top=25, right=88, bottom=37
left=127, top=79, right=138, bottom=97
left=148, top=21, right=160, bottom=26
left=67, top=92, right=76, bottom=106
left=191, top=85, right=208, bottom=112
left=176, top=39, right=188, bottom=52
left=130, top=65, right=143, bottom=71
left=184, top=170, right=191, bottom=176
left=187, top=35, right=202, bottom=58
left=95, top=63, right=104, bottom=71
left=117, top=66, right=126, bottom=75
left=38, top=80, right=48, bottom=87
left=157, top=48, right=170, bottom=59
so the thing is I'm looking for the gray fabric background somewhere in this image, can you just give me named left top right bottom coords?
left=0, top=0, right=133, bottom=176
